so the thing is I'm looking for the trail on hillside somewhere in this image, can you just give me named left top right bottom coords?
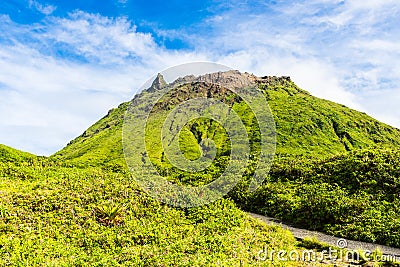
left=249, top=212, right=400, bottom=257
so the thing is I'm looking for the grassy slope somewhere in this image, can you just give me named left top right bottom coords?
left=0, top=144, right=37, bottom=163
left=52, top=77, right=400, bottom=249
left=0, top=155, right=316, bottom=266
left=263, top=81, right=400, bottom=156
left=55, top=78, right=400, bottom=165
left=52, top=102, right=129, bottom=169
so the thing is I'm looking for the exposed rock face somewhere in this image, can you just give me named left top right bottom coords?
left=171, top=70, right=258, bottom=90
left=193, top=70, right=258, bottom=90
left=148, top=73, right=167, bottom=92
left=153, top=82, right=239, bottom=111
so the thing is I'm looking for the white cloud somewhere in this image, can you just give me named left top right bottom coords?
left=359, top=88, right=400, bottom=128
left=346, top=0, right=399, bottom=10
left=218, top=50, right=361, bottom=110
left=0, top=12, right=209, bottom=155
left=29, top=0, right=56, bottom=15
left=0, top=44, right=142, bottom=155
left=188, top=0, right=400, bottom=126
left=1, top=2, right=399, bottom=155
left=46, top=12, right=157, bottom=65
left=301, top=0, right=400, bottom=31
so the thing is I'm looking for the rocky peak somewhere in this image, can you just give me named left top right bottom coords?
left=149, top=73, right=167, bottom=92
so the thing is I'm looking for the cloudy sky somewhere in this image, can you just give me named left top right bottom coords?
left=0, top=0, right=399, bottom=155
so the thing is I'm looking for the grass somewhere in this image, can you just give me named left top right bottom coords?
left=0, top=157, right=318, bottom=266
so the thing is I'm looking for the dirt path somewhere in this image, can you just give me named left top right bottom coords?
left=249, top=212, right=400, bottom=257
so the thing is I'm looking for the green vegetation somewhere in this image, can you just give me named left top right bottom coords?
left=262, top=80, right=400, bottom=156
left=2, top=72, right=400, bottom=265
left=55, top=77, right=400, bottom=164
left=0, top=157, right=313, bottom=266
left=244, top=149, right=400, bottom=247
left=53, top=102, right=129, bottom=169
left=53, top=75, right=400, bottom=248
left=0, top=144, right=36, bottom=163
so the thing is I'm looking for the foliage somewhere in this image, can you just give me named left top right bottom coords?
left=0, top=158, right=313, bottom=266
left=245, top=149, right=400, bottom=247
left=3, top=75, right=400, bottom=264
left=94, top=202, right=124, bottom=226
left=0, top=144, right=36, bottom=163
left=297, top=237, right=331, bottom=251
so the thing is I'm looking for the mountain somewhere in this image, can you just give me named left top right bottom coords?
left=2, top=70, right=400, bottom=265
left=53, top=70, right=400, bottom=248
left=55, top=70, right=400, bottom=166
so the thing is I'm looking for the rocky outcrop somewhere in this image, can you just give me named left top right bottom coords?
left=169, top=70, right=258, bottom=90
left=258, top=75, right=291, bottom=85
left=147, top=70, right=292, bottom=92
left=194, top=70, right=258, bottom=89
left=148, top=73, right=167, bottom=92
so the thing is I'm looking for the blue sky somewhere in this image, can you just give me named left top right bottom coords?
left=0, top=0, right=399, bottom=155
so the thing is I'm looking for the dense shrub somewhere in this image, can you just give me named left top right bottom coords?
left=241, top=149, right=400, bottom=247
left=0, top=159, right=305, bottom=266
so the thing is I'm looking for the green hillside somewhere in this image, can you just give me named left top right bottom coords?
left=55, top=73, right=400, bottom=165
left=53, top=102, right=129, bottom=169
left=263, top=81, right=400, bottom=156
left=0, top=154, right=314, bottom=266
left=53, top=71, right=400, bottom=249
left=0, top=144, right=36, bottom=163
left=2, top=71, right=400, bottom=265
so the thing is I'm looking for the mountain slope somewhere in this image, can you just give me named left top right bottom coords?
left=4, top=70, right=400, bottom=265
left=0, top=155, right=311, bottom=266
left=0, top=144, right=36, bottom=163
left=54, top=71, right=400, bottom=166
left=52, top=70, right=400, bottom=248
left=247, top=148, right=400, bottom=247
